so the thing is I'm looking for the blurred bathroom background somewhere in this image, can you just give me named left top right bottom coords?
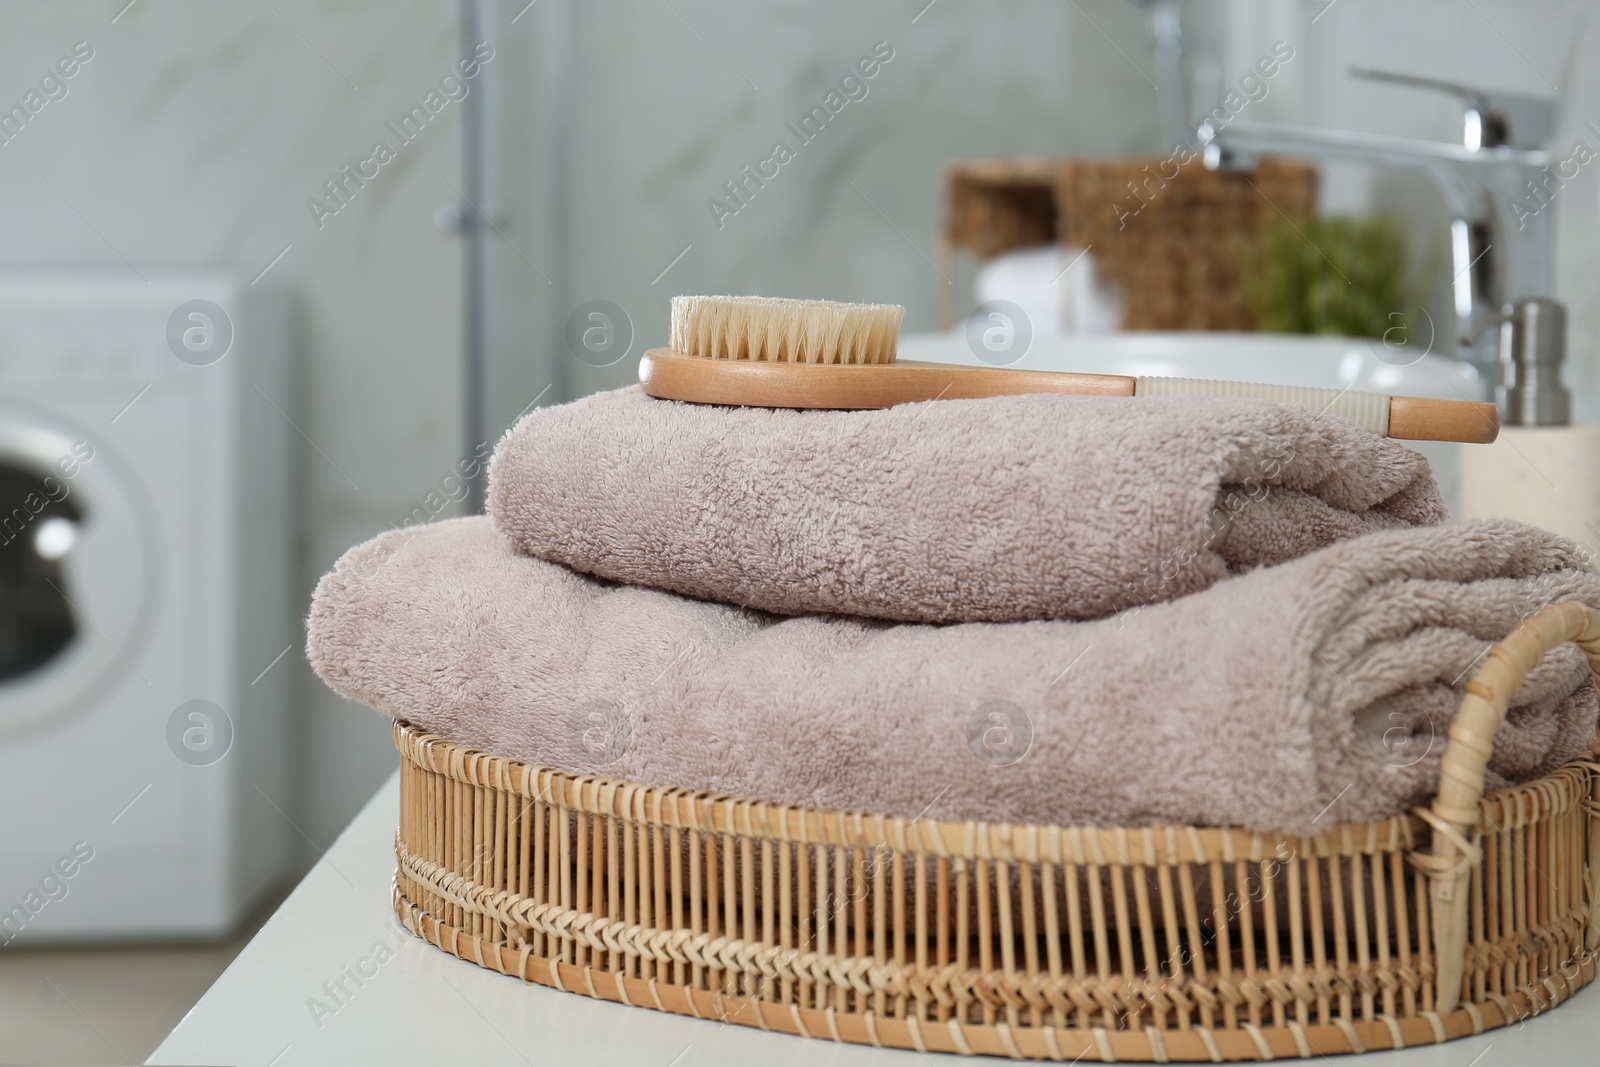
left=2, top=0, right=1597, bottom=1060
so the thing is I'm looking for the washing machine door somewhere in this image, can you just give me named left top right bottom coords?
left=0, top=400, right=159, bottom=735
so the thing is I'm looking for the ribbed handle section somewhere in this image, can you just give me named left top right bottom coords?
left=1133, top=376, right=1392, bottom=436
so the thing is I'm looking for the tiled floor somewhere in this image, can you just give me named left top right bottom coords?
left=0, top=883, right=291, bottom=1065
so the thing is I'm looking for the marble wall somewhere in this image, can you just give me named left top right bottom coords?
left=483, top=0, right=1164, bottom=425
left=0, top=0, right=469, bottom=853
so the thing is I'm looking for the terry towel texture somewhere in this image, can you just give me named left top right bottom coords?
left=307, top=516, right=1598, bottom=834
left=488, top=387, right=1447, bottom=623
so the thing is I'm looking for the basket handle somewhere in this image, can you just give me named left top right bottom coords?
left=1423, top=600, right=1600, bottom=1014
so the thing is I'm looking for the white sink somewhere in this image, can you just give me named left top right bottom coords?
left=898, top=330, right=1486, bottom=510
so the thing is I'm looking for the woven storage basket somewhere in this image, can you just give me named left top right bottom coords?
left=940, top=156, right=1317, bottom=331
left=393, top=601, right=1600, bottom=1061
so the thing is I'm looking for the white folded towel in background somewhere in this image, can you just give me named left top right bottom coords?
left=972, top=245, right=1121, bottom=334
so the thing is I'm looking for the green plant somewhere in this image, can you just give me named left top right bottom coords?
left=1241, top=214, right=1416, bottom=340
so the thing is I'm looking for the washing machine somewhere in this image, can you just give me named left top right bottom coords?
left=0, top=275, right=294, bottom=942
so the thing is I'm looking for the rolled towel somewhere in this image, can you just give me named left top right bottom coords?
left=307, top=516, right=1598, bottom=834
left=972, top=244, right=1122, bottom=333
left=487, top=387, right=1445, bottom=623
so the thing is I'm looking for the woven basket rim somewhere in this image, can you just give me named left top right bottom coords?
left=391, top=719, right=1596, bottom=864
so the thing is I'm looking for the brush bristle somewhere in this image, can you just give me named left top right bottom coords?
left=670, top=295, right=903, bottom=365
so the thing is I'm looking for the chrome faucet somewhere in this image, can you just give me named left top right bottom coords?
left=1198, top=69, right=1559, bottom=379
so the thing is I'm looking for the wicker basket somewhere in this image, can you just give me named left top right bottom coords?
left=939, top=156, right=1317, bottom=332
left=392, top=601, right=1600, bottom=1061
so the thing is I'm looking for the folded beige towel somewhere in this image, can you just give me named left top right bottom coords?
left=487, top=387, right=1446, bottom=623
left=307, top=517, right=1597, bottom=834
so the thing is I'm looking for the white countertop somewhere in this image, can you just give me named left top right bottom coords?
left=150, top=772, right=1600, bottom=1066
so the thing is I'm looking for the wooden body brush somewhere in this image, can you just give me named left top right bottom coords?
left=639, top=296, right=1499, bottom=444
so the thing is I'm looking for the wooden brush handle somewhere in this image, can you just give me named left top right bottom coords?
left=1387, top=395, right=1499, bottom=444
left=641, top=349, right=1131, bottom=406
left=637, top=348, right=1499, bottom=443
